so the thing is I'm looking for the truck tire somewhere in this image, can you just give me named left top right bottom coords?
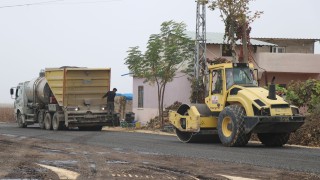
left=44, top=113, right=52, bottom=130
left=257, top=133, right=290, bottom=147
left=17, top=113, right=27, bottom=128
left=52, top=113, right=63, bottom=131
left=38, top=111, right=45, bottom=129
left=218, top=104, right=249, bottom=147
left=92, top=126, right=103, bottom=131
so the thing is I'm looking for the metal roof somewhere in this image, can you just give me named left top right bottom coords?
left=186, top=31, right=276, bottom=46
left=252, top=37, right=320, bottom=41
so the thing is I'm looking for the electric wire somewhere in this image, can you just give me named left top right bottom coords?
left=0, top=0, right=121, bottom=9
left=0, top=0, right=64, bottom=8
left=46, top=0, right=121, bottom=5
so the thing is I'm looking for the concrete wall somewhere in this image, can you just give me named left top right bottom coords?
left=132, top=72, right=191, bottom=124
left=256, top=52, right=320, bottom=85
left=207, top=44, right=269, bottom=61
left=259, top=72, right=319, bottom=86
left=206, top=44, right=221, bottom=60
left=256, top=53, right=320, bottom=73
left=254, top=38, right=315, bottom=53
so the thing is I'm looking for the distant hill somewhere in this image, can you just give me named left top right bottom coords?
left=116, top=93, right=133, bottom=100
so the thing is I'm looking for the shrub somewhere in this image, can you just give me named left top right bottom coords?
left=286, top=79, right=320, bottom=113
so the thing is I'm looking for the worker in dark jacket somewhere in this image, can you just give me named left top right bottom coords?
left=102, top=88, right=117, bottom=114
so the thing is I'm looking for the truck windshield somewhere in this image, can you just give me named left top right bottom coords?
left=226, top=67, right=257, bottom=89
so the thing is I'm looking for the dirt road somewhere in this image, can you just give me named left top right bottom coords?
left=0, top=123, right=319, bottom=179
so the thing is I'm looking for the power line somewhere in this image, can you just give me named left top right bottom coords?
left=0, top=0, right=121, bottom=9
left=47, top=0, right=121, bottom=5
left=0, top=0, right=65, bottom=9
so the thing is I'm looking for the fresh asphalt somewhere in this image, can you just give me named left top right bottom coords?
left=1, top=123, right=319, bottom=175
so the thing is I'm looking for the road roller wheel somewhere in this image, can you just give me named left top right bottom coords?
left=218, top=104, right=249, bottom=147
left=175, top=128, right=194, bottom=143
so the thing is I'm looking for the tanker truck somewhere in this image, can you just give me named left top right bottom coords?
left=10, top=67, right=119, bottom=131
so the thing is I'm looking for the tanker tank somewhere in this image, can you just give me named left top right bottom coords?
left=25, top=77, right=51, bottom=104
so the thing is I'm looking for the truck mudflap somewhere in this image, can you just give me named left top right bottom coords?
left=244, top=115, right=305, bottom=134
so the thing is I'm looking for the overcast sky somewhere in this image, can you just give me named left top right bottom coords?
left=0, top=0, right=319, bottom=103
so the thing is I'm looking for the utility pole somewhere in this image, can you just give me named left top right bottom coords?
left=195, top=0, right=208, bottom=103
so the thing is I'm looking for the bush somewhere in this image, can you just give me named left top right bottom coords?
left=286, top=79, right=320, bottom=113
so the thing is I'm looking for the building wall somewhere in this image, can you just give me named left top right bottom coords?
left=207, top=44, right=269, bottom=61
left=132, top=72, right=191, bottom=124
left=256, top=53, right=320, bottom=73
left=254, top=39, right=315, bottom=53
left=256, top=52, right=320, bottom=85
left=206, top=44, right=221, bottom=60
left=259, top=72, right=319, bottom=86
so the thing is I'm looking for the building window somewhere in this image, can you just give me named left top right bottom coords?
left=222, top=44, right=232, bottom=56
left=138, top=86, right=144, bottom=108
left=271, top=47, right=286, bottom=53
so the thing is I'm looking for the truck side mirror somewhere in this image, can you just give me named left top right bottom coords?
left=10, top=88, right=14, bottom=95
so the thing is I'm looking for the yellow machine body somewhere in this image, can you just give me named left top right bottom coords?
left=169, top=62, right=304, bottom=146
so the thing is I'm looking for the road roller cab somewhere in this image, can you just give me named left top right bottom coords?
left=169, top=62, right=305, bottom=147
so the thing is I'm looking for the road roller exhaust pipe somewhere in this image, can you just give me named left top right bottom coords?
left=268, top=76, right=277, bottom=100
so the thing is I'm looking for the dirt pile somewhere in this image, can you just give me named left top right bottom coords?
left=288, top=116, right=320, bottom=147
left=144, top=101, right=182, bottom=130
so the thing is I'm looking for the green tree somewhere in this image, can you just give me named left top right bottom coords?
left=125, top=21, right=193, bottom=127
left=209, top=0, right=262, bottom=63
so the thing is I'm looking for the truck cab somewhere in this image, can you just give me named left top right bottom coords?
left=205, top=63, right=257, bottom=112
left=10, top=82, right=31, bottom=128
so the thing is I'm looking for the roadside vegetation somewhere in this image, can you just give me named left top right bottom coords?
left=0, top=104, right=14, bottom=122
left=284, top=79, right=320, bottom=147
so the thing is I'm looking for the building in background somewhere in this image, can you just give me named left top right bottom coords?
left=132, top=32, right=320, bottom=124
left=252, top=37, right=320, bottom=86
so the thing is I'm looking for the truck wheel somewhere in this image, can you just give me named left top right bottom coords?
left=257, top=133, right=290, bottom=147
left=92, top=126, right=103, bottom=131
left=17, top=113, right=27, bottom=128
left=78, top=127, right=88, bottom=131
left=44, top=113, right=52, bottom=130
left=52, top=113, right=63, bottom=131
left=38, top=111, right=45, bottom=129
left=218, top=104, right=249, bottom=147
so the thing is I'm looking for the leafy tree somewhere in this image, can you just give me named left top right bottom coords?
left=209, top=0, right=262, bottom=63
left=125, top=21, right=193, bottom=127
